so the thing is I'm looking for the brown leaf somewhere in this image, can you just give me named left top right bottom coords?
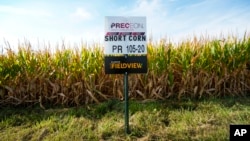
left=86, top=89, right=99, bottom=104
left=136, top=90, right=146, bottom=99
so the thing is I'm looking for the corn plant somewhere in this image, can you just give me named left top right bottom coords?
left=0, top=33, right=249, bottom=107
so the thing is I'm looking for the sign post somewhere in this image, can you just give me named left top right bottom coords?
left=104, top=16, right=147, bottom=134
left=124, top=61, right=129, bottom=133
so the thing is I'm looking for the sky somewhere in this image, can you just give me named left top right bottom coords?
left=0, top=0, right=250, bottom=50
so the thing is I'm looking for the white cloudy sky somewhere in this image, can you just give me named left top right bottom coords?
left=0, top=0, right=250, bottom=50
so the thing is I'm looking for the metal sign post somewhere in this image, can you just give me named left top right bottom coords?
left=124, top=54, right=130, bottom=133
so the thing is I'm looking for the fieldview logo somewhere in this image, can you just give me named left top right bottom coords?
left=230, top=125, right=250, bottom=141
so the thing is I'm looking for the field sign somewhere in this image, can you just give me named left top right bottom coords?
left=104, top=16, right=147, bottom=134
left=104, top=16, right=147, bottom=54
left=104, top=16, right=147, bottom=74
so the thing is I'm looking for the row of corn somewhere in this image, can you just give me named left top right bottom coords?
left=0, top=35, right=250, bottom=107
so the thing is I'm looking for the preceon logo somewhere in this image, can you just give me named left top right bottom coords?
left=110, top=23, right=144, bottom=29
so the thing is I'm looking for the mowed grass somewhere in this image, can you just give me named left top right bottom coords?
left=1, top=96, right=250, bottom=140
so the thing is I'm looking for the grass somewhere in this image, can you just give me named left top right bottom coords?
left=1, top=96, right=250, bottom=140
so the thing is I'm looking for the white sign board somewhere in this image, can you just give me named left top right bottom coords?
left=104, top=16, right=147, bottom=54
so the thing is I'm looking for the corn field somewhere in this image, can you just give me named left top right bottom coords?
left=0, top=34, right=250, bottom=107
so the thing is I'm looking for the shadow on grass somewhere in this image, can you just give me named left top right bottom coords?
left=0, top=106, right=45, bottom=127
